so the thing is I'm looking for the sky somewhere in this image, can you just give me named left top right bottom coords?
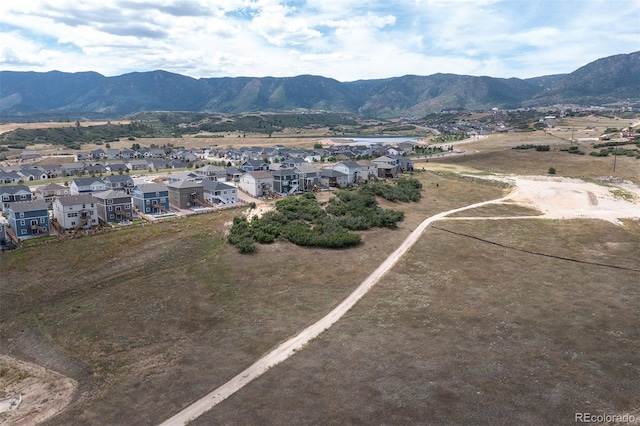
left=0, top=0, right=638, bottom=82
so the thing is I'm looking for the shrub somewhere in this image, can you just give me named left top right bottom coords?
left=548, top=167, right=556, bottom=175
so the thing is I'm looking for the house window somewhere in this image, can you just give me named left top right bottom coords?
left=146, top=200, right=150, bottom=205
left=107, top=199, right=113, bottom=204
left=125, top=204, right=130, bottom=209
left=108, top=206, right=113, bottom=211
left=91, top=203, right=94, bottom=208
left=82, top=204, right=86, bottom=209
left=110, top=214, right=114, bottom=219
left=20, top=212, right=24, bottom=218
left=71, top=221, right=75, bottom=226
left=21, top=220, right=25, bottom=226
left=40, top=218, right=45, bottom=224
left=161, top=198, right=166, bottom=203
left=21, top=229, right=26, bottom=235
left=20, top=195, right=27, bottom=200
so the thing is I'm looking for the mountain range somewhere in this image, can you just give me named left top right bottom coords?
left=0, top=52, right=637, bottom=118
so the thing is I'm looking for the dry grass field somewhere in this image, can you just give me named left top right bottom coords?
left=194, top=218, right=639, bottom=425
left=1, top=172, right=506, bottom=425
left=2, top=117, right=640, bottom=425
left=432, top=131, right=639, bottom=184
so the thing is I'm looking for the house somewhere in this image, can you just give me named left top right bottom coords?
left=225, top=167, right=244, bottom=182
left=39, top=164, right=64, bottom=179
left=194, top=164, right=225, bottom=179
left=131, top=183, right=171, bottom=215
left=0, top=217, right=8, bottom=246
left=126, top=160, right=152, bottom=171
left=372, top=155, right=399, bottom=167
left=76, top=151, right=92, bottom=161
left=293, top=164, right=322, bottom=191
left=120, top=148, right=136, bottom=159
left=320, top=169, right=348, bottom=188
left=356, top=160, right=379, bottom=181
left=0, top=171, right=24, bottom=184
left=238, top=171, right=274, bottom=197
left=271, top=169, right=299, bottom=194
left=202, top=180, right=238, bottom=206
left=60, top=162, right=87, bottom=176
left=392, top=155, right=415, bottom=172
left=241, top=160, right=270, bottom=172
left=18, top=164, right=48, bottom=181
left=92, top=190, right=134, bottom=223
left=1, top=185, right=33, bottom=210
left=85, top=164, right=108, bottom=175
left=69, top=178, right=107, bottom=195
left=166, top=171, right=201, bottom=184
left=20, top=150, right=41, bottom=160
left=149, top=159, right=170, bottom=171
left=106, top=162, right=128, bottom=173
left=5, top=200, right=50, bottom=239
left=102, top=175, right=135, bottom=194
left=91, top=149, right=106, bottom=160
left=376, top=163, right=398, bottom=179
left=331, top=161, right=362, bottom=184
left=167, top=180, right=206, bottom=209
left=106, top=148, right=121, bottom=159
left=36, top=183, right=71, bottom=203
left=52, top=194, right=99, bottom=230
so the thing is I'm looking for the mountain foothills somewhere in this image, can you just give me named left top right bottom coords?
left=0, top=52, right=637, bottom=118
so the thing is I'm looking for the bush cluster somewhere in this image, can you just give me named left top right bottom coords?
left=228, top=183, right=414, bottom=253
left=362, top=177, right=423, bottom=202
left=512, top=144, right=550, bottom=151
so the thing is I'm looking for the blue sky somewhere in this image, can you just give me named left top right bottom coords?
left=0, top=0, right=638, bottom=81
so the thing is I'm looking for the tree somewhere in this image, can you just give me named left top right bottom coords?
left=548, top=167, right=556, bottom=175
left=105, top=143, right=111, bottom=149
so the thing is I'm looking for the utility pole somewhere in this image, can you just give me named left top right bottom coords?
left=613, top=151, right=617, bottom=172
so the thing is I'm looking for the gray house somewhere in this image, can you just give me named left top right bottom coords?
left=202, top=181, right=239, bottom=206
left=272, top=169, right=299, bottom=194
left=294, top=164, right=321, bottom=191
left=132, top=183, right=171, bottom=215
left=6, top=200, right=50, bottom=239
left=103, top=175, right=135, bottom=194
left=1, top=185, right=33, bottom=210
left=93, top=190, right=134, bottom=223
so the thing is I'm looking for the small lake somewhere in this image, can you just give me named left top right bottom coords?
left=333, top=136, right=423, bottom=145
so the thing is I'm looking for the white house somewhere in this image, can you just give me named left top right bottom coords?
left=202, top=180, right=239, bottom=206
left=70, top=178, right=107, bottom=195
left=331, top=161, right=362, bottom=184
left=52, top=194, right=99, bottom=230
left=238, top=171, right=274, bottom=197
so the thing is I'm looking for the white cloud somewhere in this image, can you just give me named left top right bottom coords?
left=0, top=0, right=636, bottom=80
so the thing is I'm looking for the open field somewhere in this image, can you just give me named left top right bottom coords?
left=424, top=131, right=640, bottom=184
left=2, top=123, right=640, bottom=425
left=0, top=172, right=506, bottom=425
left=193, top=218, right=640, bottom=425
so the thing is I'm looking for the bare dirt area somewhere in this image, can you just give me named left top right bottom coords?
left=0, top=355, right=77, bottom=426
left=0, top=121, right=129, bottom=135
left=450, top=175, right=640, bottom=225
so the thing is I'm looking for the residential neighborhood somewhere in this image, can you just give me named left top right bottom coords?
left=0, top=141, right=418, bottom=249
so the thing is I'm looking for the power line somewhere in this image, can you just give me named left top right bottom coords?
left=430, top=225, right=640, bottom=273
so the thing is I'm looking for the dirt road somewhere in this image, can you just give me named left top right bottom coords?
left=157, top=193, right=517, bottom=426
left=158, top=174, right=640, bottom=425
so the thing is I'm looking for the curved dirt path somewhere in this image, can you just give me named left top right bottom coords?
left=158, top=192, right=516, bottom=426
